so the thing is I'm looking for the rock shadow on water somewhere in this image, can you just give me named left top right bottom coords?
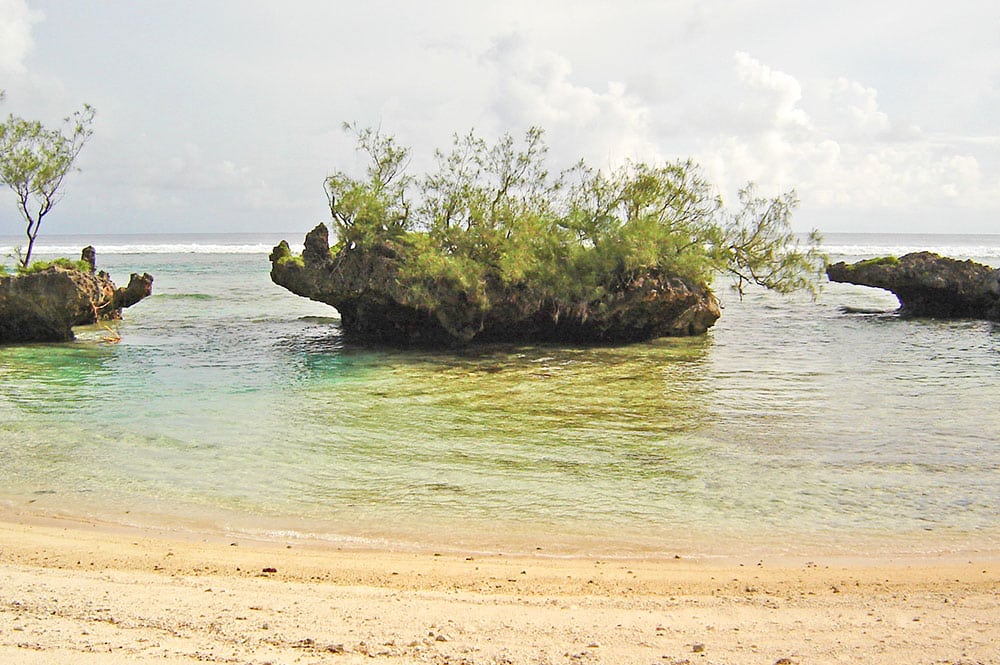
left=837, top=304, right=899, bottom=317
left=153, top=292, right=216, bottom=301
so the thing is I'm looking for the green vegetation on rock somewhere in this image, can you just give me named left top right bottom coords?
left=17, top=257, right=93, bottom=275
left=272, top=125, right=829, bottom=344
left=844, top=256, right=900, bottom=271
left=269, top=240, right=305, bottom=268
left=320, top=125, right=824, bottom=321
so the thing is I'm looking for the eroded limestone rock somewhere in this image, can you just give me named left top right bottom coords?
left=270, top=224, right=721, bottom=345
left=827, top=252, right=1000, bottom=321
left=0, top=247, right=153, bottom=343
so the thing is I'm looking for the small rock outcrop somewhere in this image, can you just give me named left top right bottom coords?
left=827, top=251, right=1000, bottom=321
left=0, top=247, right=154, bottom=343
left=271, top=224, right=721, bottom=345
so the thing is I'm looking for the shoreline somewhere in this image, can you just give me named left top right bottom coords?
left=6, top=497, right=999, bottom=564
left=1, top=512, right=998, bottom=664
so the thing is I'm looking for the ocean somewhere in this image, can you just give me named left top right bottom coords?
left=1, top=232, right=998, bottom=557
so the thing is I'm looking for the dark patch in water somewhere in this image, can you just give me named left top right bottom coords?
left=155, top=293, right=216, bottom=301
left=839, top=305, right=896, bottom=315
left=425, top=482, right=465, bottom=493
left=299, top=316, right=340, bottom=324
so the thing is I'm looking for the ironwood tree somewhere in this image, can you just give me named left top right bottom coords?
left=0, top=99, right=95, bottom=268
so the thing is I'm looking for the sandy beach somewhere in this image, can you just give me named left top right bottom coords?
left=0, top=514, right=997, bottom=665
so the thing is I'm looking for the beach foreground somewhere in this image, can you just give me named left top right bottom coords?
left=0, top=517, right=997, bottom=664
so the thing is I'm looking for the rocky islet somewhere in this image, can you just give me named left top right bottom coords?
left=270, top=223, right=722, bottom=346
left=827, top=251, right=1000, bottom=322
left=0, top=246, right=153, bottom=343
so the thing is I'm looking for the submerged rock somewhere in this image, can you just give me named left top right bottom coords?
left=270, top=224, right=721, bottom=345
left=827, top=251, right=1000, bottom=321
left=0, top=247, right=153, bottom=343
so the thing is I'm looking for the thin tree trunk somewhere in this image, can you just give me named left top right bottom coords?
left=22, top=217, right=40, bottom=268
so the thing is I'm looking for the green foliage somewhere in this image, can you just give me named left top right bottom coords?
left=323, top=126, right=826, bottom=315
left=279, top=254, right=305, bottom=268
left=270, top=240, right=305, bottom=267
left=17, top=257, right=92, bottom=275
left=397, top=233, right=490, bottom=314
left=324, top=122, right=412, bottom=249
left=0, top=103, right=95, bottom=268
left=717, top=185, right=826, bottom=296
left=847, top=255, right=900, bottom=270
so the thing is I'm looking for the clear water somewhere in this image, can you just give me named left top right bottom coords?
left=1, top=233, right=998, bottom=556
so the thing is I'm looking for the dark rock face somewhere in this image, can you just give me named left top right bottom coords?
left=0, top=248, right=153, bottom=343
left=827, top=251, right=1000, bottom=321
left=271, top=224, right=721, bottom=345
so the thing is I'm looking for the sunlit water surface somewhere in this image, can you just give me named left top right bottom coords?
left=1, top=233, right=998, bottom=557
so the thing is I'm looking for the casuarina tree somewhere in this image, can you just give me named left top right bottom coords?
left=0, top=98, right=95, bottom=268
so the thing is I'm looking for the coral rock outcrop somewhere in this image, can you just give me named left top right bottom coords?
left=0, top=247, right=153, bottom=343
left=271, top=224, right=721, bottom=345
left=827, top=251, right=1000, bottom=321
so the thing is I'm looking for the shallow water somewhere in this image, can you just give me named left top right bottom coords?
left=1, top=233, right=998, bottom=556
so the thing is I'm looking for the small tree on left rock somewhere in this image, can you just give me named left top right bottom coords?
left=0, top=102, right=95, bottom=268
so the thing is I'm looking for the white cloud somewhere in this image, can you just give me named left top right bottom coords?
left=825, top=78, right=892, bottom=137
left=733, top=51, right=812, bottom=133
left=698, top=52, right=1000, bottom=218
left=482, top=34, right=660, bottom=167
left=0, top=0, right=43, bottom=76
left=133, top=144, right=292, bottom=212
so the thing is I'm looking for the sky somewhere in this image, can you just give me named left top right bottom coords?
left=0, top=0, right=998, bottom=236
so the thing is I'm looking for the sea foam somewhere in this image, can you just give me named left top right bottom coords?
left=2, top=242, right=304, bottom=256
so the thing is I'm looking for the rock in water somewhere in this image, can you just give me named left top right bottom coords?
left=81, top=245, right=97, bottom=272
left=827, top=252, right=1000, bottom=321
left=270, top=224, right=721, bottom=345
left=0, top=248, right=153, bottom=343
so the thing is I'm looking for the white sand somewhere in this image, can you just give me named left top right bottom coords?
left=0, top=515, right=997, bottom=664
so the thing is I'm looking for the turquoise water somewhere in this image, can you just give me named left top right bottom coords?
left=1, top=233, right=998, bottom=556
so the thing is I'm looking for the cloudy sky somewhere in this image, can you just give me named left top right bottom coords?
left=1, top=0, right=998, bottom=236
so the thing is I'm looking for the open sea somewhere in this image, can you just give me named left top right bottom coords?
left=1, top=232, right=998, bottom=558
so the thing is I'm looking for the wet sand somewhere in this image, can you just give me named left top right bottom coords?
left=0, top=515, right=997, bottom=664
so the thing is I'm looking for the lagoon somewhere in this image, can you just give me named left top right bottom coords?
left=1, top=232, right=998, bottom=557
